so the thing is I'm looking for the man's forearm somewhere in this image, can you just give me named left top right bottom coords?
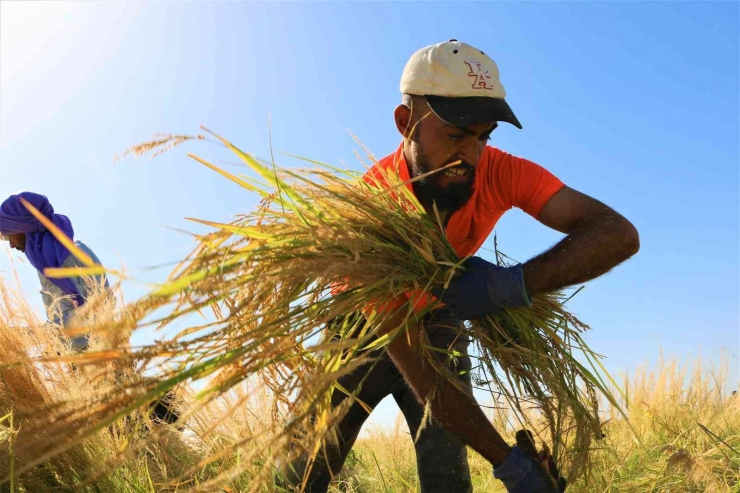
left=384, top=318, right=512, bottom=467
left=522, top=212, right=639, bottom=297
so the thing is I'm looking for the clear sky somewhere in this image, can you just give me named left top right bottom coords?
left=1, top=2, right=738, bottom=430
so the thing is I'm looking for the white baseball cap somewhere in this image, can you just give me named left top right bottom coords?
left=400, top=39, right=522, bottom=129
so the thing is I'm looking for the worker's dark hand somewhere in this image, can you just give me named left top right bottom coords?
left=493, top=430, right=567, bottom=493
left=431, top=256, right=531, bottom=321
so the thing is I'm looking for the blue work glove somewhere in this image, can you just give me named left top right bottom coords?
left=432, top=256, right=531, bottom=321
left=493, top=445, right=560, bottom=493
left=494, top=430, right=567, bottom=492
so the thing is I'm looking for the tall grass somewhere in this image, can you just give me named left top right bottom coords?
left=347, top=355, right=740, bottom=493
left=0, top=261, right=164, bottom=492
left=0, top=265, right=281, bottom=492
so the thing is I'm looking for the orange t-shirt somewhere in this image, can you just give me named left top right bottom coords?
left=359, top=142, right=566, bottom=315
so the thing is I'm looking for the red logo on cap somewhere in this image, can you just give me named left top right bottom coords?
left=465, top=61, right=494, bottom=90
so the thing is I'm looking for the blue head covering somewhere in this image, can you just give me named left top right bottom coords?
left=0, top=192, right=84, bottom=305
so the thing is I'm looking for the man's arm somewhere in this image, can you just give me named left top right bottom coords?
left=387, top=188, right=638, bottom=460
left=379, top=311, right=513, bottom=467
left=523, top=186, right=639, bottom=297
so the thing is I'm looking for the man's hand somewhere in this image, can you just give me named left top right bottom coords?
left=493, top=430, right=567, bottom=493
left=432, top=256, right=531, bottom=321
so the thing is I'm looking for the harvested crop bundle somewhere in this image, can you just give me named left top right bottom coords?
left=23, top=129, right=624, bottom=491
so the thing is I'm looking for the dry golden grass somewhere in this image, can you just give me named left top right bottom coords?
left=0, top=262, right=283, bottom=492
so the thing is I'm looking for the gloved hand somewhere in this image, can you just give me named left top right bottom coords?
left=431, top=256, right=531, bottom=321
left=493, top=430, right=567, bottom=493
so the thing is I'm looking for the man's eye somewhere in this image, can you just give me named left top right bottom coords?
left=449, top=133, right=464, bottom=141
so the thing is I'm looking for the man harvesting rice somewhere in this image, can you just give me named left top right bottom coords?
left=0, top=191, right=110, bottom=352
left=284, top=39, right=640, bottom=493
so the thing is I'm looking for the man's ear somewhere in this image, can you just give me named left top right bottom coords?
left=394, top=104, right=412, bottom=138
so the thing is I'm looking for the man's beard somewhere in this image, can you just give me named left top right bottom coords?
left=409, top=154, right=476, bottom=214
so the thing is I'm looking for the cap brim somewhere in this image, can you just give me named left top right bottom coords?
left=425, top=95, right=522, bottom=129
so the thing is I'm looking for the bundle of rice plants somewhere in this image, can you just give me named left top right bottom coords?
left=14, top=128, right=628, bottom=491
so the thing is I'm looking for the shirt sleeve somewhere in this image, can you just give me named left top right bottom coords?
left=38, top=268, right=76, bottom=327
left=484, top=148, right=566, bottom=220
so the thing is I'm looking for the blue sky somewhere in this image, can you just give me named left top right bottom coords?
left=1, top=2, right=738, bottom=429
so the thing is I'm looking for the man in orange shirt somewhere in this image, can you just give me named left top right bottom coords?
left=284, top=40, right=639, bottom=493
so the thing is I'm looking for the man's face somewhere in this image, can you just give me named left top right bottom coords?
left=6, top=234, right=26, bottom=252
left=405, top=109, right=497, bottom=213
